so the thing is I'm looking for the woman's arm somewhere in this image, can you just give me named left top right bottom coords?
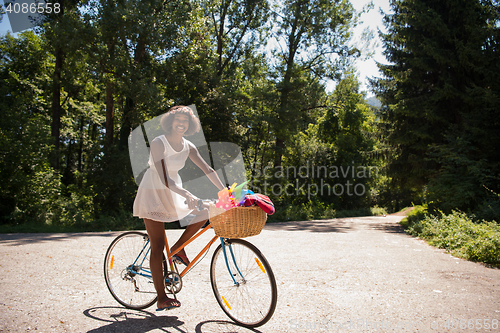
left=187, top=142, right=225, bottom=191
left=151, top=138, right=199, bottom=208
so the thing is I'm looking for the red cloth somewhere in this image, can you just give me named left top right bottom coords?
left=242, top=194, right=275, bottom=215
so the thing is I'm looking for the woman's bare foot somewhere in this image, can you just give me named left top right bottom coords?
left=170, top=246, right=190, bottom=266
left=156, top=297, right=181, bottom=311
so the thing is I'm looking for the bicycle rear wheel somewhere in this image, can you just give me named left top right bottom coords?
left=210, top=239, right=277, bottom=327
left=104, top=231, right=158, bottom=309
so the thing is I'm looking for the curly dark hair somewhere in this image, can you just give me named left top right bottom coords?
left=161, top=105, right=201, bottom=136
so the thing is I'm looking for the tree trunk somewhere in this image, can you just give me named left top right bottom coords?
left=63, top=138, right=73, bottom=186
left=274, top=0, right=302, bottom=168
left=78, top=116, right=84, bottom=172
left=51, top=47, right=64, bottom=170
left=118, top=37, right=145, bottom=150
left=215, top=1, right=228, bottom=75
left=118, top=97, right=134, bottom=150
left=250, top=123, right=263, bottom=183
left=77, top=116, right=84, bottom=188
left=50, top=0, right=65, bottom=170
left=105, top=78, right=114, bottom=145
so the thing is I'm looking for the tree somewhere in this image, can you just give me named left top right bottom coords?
left=374, top=0, right=500, bottom=213
left=234, top=53, right=280, bottom=182
left=319, top=74, right=377, bottom=209
left=40, top=0, right=87, bottom=170
left=0, top=32, right=57, bottom=223
left=81, top=0, right=193, bottom=215
left=205, top=0, right=270, bottom=77
left=270, top=0, right=360, bottom=167
left=164, top=0, right=270, bottom=143
left=322, top=74, right=375, bottom=165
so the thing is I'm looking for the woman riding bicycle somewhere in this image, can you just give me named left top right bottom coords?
left=133, top=106, right=225, bottom=311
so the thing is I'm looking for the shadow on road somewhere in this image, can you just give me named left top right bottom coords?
left=368, top=221, right=407, bottom=234
left=265, top=219, right=354, bottom=233
left=0, top=217, right=407, bottom=246
left=83, top=306, right=263, bottom=333
left=194, top=320, right=263, bottom=333
left=265, top=216, right=409, bottom=236
left=0, top=232, right=118, bottom=246
left=84, top=306, right=185, bottom=332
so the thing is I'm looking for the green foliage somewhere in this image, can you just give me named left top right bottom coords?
left=11, top=0, right=495, bottom=232
left=402, top=207, right=500, bottom=265
left=400, top=204, right=429, bottom=230
left=475, top=187, right=500, bottom=223
left=0, top=31, right=54, bottom=224
left=0, top=207, right=145, bottom=233
left=370, top=206, right=388, bottom=216
left=88, top=146, right=138, bottom=217
left=426, top=132, right=496, bottom=216
left=283, top=74, right=379, bottom=210
left=270, top=200, right=335, bottom=222
left=270, top=0, right=359, bottom=165
left=374, top=0, right=500, bottom=212
left=240, top=71, right=386, bottom=218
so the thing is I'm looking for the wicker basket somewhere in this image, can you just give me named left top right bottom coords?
left=209, top=203, right=267, bottom=238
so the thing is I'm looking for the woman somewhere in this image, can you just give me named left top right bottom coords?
left=133, top=105, right=225, bottom=311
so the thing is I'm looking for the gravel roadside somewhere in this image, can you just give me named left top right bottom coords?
left=0, top=215, right=499, bottom=332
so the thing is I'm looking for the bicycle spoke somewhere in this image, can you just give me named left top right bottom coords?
left=104, top=232, right=158, bottom=310
left=210, top=239, right=277, bottom=327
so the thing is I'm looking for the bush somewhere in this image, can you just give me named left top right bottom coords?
left=475, top=189, right=500, bottom=222
left=400, top=204, right=428, bottom=230
left=401, top=207, right=500, bottom=265
left=370, top=206, right=388, bottom=216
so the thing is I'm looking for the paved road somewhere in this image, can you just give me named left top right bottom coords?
left=1, top=215, right=499, bottom=332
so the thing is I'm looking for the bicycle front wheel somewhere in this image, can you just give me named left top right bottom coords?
left=210, top=239, right=277, bottom=327
left=104, top=231, right=157, bottom=310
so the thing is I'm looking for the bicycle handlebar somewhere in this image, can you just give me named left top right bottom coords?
left=184, top=199, right=215, bottom=211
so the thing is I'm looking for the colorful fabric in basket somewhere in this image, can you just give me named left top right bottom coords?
left=215, top=181, right=250, bottom=211
left=215, top=181, right=275, bottom=215
left=242, top=193, right=275, bottom=215
left=215, top=187, right=236, bottom=210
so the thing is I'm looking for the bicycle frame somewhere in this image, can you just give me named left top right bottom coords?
left=105, top=224, right=277, bottom=327
left=165, top=223, right=219, bottom=277
left=126, top=237, right=154, bottom=279
left=221, top=238, right=246, bottom=286
left=125, top=222, right=245, bottom=286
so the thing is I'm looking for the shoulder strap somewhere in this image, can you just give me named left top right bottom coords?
left=161, top=159, right=169, bottom=188
left=158, top=135, right=168, bottom=153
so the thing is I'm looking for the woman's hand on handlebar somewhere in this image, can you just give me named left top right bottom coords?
left=184, top=194, right=200, bottom=210
left=184, top=198, right=213, bottom=211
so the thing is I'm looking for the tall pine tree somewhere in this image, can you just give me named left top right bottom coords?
left=374, top=0, right=500, bottom=214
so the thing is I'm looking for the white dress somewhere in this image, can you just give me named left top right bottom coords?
left=133, top=135, right=193, bottom=222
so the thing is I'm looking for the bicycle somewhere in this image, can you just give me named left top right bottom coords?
left=103, top=200, right=278, bottom=328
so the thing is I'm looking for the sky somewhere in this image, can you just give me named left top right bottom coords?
left=0, top=0, right=391, bottom=96
left=0, top=0, right=15, bottom=35
left=350, top=0, right=392, bottom=95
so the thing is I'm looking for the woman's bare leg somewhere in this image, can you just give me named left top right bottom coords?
left=171, top=210, right=209, bottom=263
left=144, top=218, right=180, bottom=309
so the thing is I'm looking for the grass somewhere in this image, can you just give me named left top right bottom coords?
left=401, top=205, right=500, bottom=266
